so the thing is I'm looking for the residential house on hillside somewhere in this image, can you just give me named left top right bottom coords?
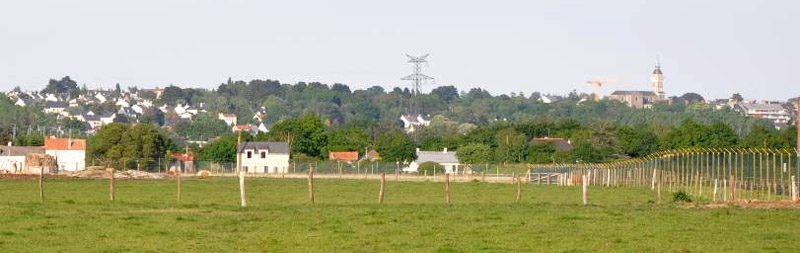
left=115, top=99, right=130, bottom=108
left=233, top=124, right=256, bottom=135
left=152, top=87, right=164, bottom=99
left=44, top=93, right=59, bottom=102
left=257, top=123, right=269, bottom=133
left=237, top=142, right=290, bottom=174
left=406, top=148, right=462, bottom=174
left=329, top=151, right=359, bottom=162
left=14, top=98, right=35, bottom=107
left=539, top=94, right=563, bottom=104
left=363, top=149, right=381, bottom=161
left=44, top=101, right=68, bottom=114
left=735, top=102, right=792, bottom=129
left=400, top=114, right=431, bottom=133
left=0, top=146, right=45, bottom=173
left=44, top=138, right=86, bottom=172
left=218, top=113, right=237, bottom=126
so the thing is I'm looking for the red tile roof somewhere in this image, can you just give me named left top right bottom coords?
left=172, top=153, right=194, bottom=161
left=44, top=138, right=86, bottom=150
left=329, top=151, right=359, bottom=162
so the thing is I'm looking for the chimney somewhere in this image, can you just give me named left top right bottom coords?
left=443, top=148, right=448, bottom=153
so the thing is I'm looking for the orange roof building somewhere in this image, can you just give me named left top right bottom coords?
left=329, top=151, right=359, bottom=162
left=44, top=138, right=86, bottom=150
left=44, top=137, right=86, bottom=172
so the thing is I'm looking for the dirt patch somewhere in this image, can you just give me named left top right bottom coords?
left=0, top=174, right=39, bottom=180
left=679, top=200, right=800, bottom=209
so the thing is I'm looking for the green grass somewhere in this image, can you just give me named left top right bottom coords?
left=1, top=177, right=799, bottom=252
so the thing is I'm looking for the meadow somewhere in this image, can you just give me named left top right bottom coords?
left=1, top=177, right=799, bottom=252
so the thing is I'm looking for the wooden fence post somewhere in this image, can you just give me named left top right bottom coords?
left=239, top=171, right=246, bottom=208
left=582, top=174, right=588, bottom=205
left=657, top=173, right=662, bottom=204
left=445, top=173, right=451, bottom=204
left=515, top=174, right=522, bottom=204
left=651, top=169, right=657, bottom=190
left=723, top=179, right=728, bottom=202
left=177, top=169, right=182, bottom=204
left=110, top=168, right=115, bottom=201
left=39, top=167, right=44, bottom=202
left=713, top=178, right=718, bottom=202
left=729, top=175, right=734, bottom=202
left=792, top=176, right=797, bottom=202
left=379, top=173, right=386, bottom=204
left=512, top=172, right=516, bottom=185
left=308, top=166, right=315, bottom=204
left=526, top=169, right=531, bottom=183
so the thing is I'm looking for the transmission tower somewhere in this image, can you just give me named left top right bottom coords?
left=401, top=54, right=434, bottom=95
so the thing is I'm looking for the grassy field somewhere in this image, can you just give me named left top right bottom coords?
left=1, top=177, right=799, bottom=252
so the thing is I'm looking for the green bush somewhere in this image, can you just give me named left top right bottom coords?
left=672, top=190, right=692, bottom=203
left=417, top=162, right=445, bottom=175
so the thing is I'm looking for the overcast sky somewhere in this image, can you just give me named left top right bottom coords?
left=1, top=0, right=797, bottom=100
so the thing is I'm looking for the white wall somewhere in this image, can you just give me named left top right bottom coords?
left=45, top=150, right=85, bottom=172
left=238, top=149, right=289, bottom=173
left=0, top=156, right=26, bottom=173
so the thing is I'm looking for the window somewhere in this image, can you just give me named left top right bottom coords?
left=247, top=151, right=252, bottom=159
left=243, top=166, right=248, bottom=172
left=264, top=166, right=268, bottom=172
left=261, top=152, right=266, bottom=159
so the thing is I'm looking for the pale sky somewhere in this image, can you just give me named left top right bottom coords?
left=1, top=0, right=798, bottom=101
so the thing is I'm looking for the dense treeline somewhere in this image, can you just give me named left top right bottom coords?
left=155, top=79, right=774, bottom=133
left=195, top=113, right=797, bottom=165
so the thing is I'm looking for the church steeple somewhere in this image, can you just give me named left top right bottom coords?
left=651, top=58, right=664, bottom=99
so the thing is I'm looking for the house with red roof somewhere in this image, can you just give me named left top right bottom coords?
left=44, top=137, right=86, bottom=171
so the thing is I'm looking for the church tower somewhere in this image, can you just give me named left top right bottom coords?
left=651, top=60, right=665, bottom=100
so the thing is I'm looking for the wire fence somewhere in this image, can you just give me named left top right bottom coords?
left=82, top=158, right=497, bottom=177
left=529, top=148, right=800, bottom=201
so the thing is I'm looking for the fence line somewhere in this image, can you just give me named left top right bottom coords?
left=529, top=148, right=800, bottom=201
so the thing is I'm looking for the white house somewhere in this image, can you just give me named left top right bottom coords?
left=44, top=138, right=86, bottom=172
left=43, top=101, right=68, bottom=114
left=735, top=102, right=792, bottom=129
left=539, top=94, right=563, bottom=104
left=237, top=142, right=290, bottom=174
left=0, top=146, right=45, bottom=173
left=15, top=98, right=34, bottom=107
left=218, top=113, right=237, bottom=126
left=44, top=93, right=59, bottom=102
left=257, top=123, right=269, bottom=133
left=131, top=104, right=144, bottom=114
left=94, top=93, right=108, bottom=103
left=99, top=113, right=116, bottom=125
left=115, top=99, right=130, bottom=108
left=406, top=148, right=462, bottom=174
left=400, top=114, right=431, bottom=133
